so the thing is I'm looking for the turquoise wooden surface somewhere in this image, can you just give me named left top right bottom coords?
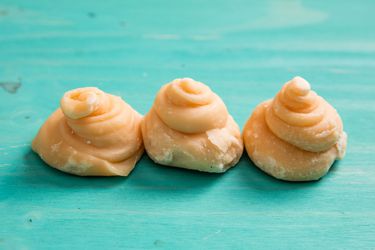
left=1, top=0, right=375, bottom=249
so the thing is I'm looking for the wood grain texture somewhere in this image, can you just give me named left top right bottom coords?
left=1, top=0, right=375, bottom=249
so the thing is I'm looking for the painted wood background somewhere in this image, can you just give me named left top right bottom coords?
left=1, top=0, right=375, bottom=249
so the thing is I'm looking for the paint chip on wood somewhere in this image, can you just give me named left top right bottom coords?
left=0, top=82, right=21, bottom=94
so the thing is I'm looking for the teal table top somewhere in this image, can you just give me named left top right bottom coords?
left=1, top=0, right=375, bottom=249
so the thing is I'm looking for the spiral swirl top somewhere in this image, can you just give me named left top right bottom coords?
left=32, top=87, right=143, bottom=176
left=61, top=87, right=110, bottom=119
left=154, top=78, right=228, bottom=134
left=265, top=77, right=343, bottom=152
left=60, top=87, right=142, bottom=161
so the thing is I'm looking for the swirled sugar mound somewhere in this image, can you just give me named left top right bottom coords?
left=32, top=87, right=144, bottom=176
left=142, top=78, right=243, bottom=173
left=243, top=77, right=347, bottom=181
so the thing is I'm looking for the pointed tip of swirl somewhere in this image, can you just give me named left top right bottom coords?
left=274, top=76, right=319, bottom=118
left=167, top=78, right=212, bottom=106
left=177, top=78, right=202, bottom=95
left=61, top=87, right=104, bottom=120
left=289, top=76, right=311, bottom=96
left=177, top=78, right=203, bottom=94
left=172, top=77, right=209, bottom=94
